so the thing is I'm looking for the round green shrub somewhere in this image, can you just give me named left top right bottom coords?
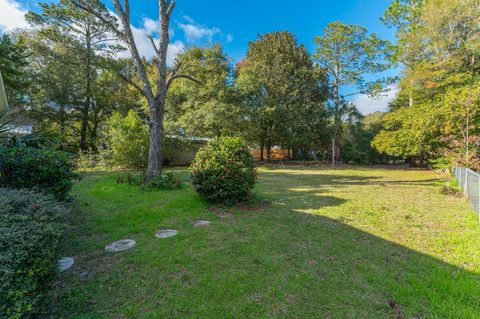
left=0, top=188, right=69, bottom=319
left=190, top=137, right=257, bottom=203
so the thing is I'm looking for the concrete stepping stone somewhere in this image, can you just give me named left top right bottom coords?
left=58, top=257, right=74, bottom=272
left=155, top=229, right=177, bottom=238
left=105, top=239, right=136, bottom=252
left=193, top=220, right=211, bottom=227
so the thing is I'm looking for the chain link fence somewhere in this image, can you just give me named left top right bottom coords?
left=453, top=167, right=480, bottom=221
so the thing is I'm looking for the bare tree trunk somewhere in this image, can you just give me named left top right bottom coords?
left=75, top=0, right=200, bottom=180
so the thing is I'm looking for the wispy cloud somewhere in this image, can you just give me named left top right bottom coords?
left=351, top=85, right=399, bottom=115
left=178, top=16, right=221, bottom=43
left=107, top=11, right=184, bottom=65
left=0, top=0, right=29, bottom=31
left=142, top=17, right=158, bottom=35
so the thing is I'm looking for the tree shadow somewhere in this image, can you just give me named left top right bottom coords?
left=55, top=168, right=480, bottom=318
left=256, top=213, right=480, bottom=318
left=250, top=169, right=480, bottom=317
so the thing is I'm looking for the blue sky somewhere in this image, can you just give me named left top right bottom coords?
left=101, top=0, right=397, bottom=62
left=0, top=0, right=399, bottom=113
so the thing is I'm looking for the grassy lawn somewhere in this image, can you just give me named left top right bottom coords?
left=54, top=166, right=480, bottom=318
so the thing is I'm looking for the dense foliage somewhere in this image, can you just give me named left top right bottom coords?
left=0, top=188, right=69, bottom=319
left=342, top=112, right=396, bottom=164
left=5, top=0, right=477, bottom=175
left=0, top=146, right=78, bottom=200
left=107, top=110, right=149, bottom=169
left=237, top=31, right=328, bottom=161
left=190, top=137, right=257, bottom=203
left=373, top=0, right=480, bottom=169
left=314, top=22, right=393, bottom=164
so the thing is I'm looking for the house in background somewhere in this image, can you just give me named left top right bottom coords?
left=166, top=135, right=210, bottom=166
left=0, top=70, right=34, bottom=138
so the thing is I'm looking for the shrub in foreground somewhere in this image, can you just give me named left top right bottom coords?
left=190, top=137, right=257, bottom=203
left=0, top=146, right=78, bottom=200
left=0, top=188, right=69, bottom=319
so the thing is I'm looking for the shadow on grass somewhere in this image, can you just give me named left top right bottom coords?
left=256, top=213, right=480, bottom=318
left=51, top=169, right=479, bottom=318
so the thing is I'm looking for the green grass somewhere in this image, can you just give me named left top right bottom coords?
left=53, top=166, right=480, bottom=318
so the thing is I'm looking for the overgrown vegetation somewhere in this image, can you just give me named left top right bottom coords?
left=190, top=137, right=257, bottom=203
left=0, top=188, right=69, bottom=319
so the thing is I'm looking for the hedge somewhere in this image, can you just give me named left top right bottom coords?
left=0, top=188, right=69, bottom=319
left=0, top=146, right=78, bottom=200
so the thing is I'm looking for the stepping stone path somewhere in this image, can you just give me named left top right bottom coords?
left=105, top=239, right=136, bottom=252
left=155, top=229, right=178, bottom=238
left=193, top=220, right=211, bottom=227
left=58, top=257, right=74, bottom=272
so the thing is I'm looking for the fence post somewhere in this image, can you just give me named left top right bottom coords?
left=478, top=174, right=480, bottom=223
left=463, top=168, right=468, bottom=197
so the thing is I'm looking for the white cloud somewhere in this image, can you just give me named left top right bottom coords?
left=178, top=17, right=221, bottom=43
left=351, top=86, right=399, bottom=115
left=118, top=25, right=184, bottom=65
left=0, top=0, right=29, bottom=31
left=167, top=40, right=185, bottom=65
left=110, top=11, right=183, bottom=65
left=226, top=34, right=234, bottom=43
left=142, top=18, right=158, bottom=35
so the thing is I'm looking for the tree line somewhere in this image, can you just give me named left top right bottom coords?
left=373, top=0, right=480, bottom=170
left=3, top=0, right=475, bottom=176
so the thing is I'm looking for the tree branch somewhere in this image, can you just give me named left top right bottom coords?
left=117, top=73, right=145, bottom=95
left=147, top=35, right=160, bottom=54
left=166, top=74, right=203, bottom=90
left=166, top=1, right=176, bottom=17
left=73, top=1, right=126, bottom=40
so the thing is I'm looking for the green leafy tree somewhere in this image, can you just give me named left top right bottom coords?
left=374, top=0, right=480, bottom=167
left=107, top=110, right=149, bottom=169
left=314, top=21, right=393, bottom=165
left=166, top=45, right=244, bottom=138
left=73, top=0, right=201, bottom=180
left=21, top=31, right=83, bottom=149
left=237, top=31, right=325, bottom=161
left=27, top=0, right=120, bottom=151
left=0, top=33, right=30, bottom=108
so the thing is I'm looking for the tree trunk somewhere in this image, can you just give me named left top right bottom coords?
left=59, top=104, right=65, bottom=150
left=266, top=140, right=272, bottom=162
left=146, top=96, right=164, bottom=179
left=75, top=0, right=197, bottom=180
left=260, top=140, right=264, bottom=161
left=332, top=138, right=335, bottom=166
left=80, top=25, right=92, bottom=151
left=90, top=120, right=99, bottom=152
left=332, top=63, right=340, bottom=167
